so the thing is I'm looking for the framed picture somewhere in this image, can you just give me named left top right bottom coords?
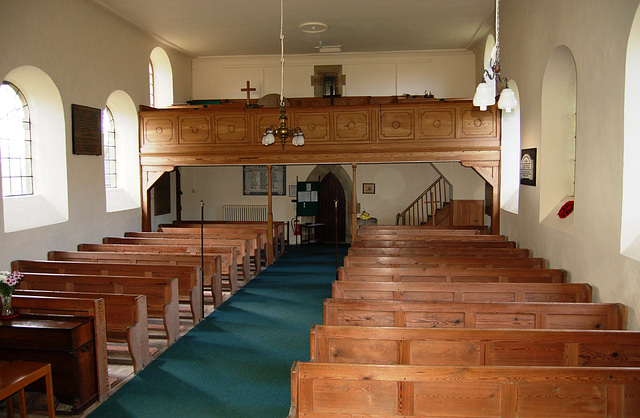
left=72, top=104, right=102, bottom=155
left=520, top=148, right=537, bottom=186
left=243, top=165, right=286, bottom=195
left=363, top=183, right=375, bottom=194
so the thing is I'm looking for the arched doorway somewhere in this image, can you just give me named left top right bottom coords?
left=317, top=172, right=346, bottom=243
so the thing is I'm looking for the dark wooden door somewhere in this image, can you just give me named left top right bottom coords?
left=318, top=172, right=346, bottom=243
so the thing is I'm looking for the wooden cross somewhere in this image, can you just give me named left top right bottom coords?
left=241, top=81, right=256, bottom=105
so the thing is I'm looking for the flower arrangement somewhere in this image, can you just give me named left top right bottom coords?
left=557, top=200, right=574, bottom=219
left=0, top=270, right=22, bottom=317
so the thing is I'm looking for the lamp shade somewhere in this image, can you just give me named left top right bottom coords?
left=473, top=81, right=495, bottom=111
left=498, top=87, right=518, bottom=113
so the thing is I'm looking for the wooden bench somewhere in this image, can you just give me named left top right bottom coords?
left=157, top=228, right=263, bottom=272
left=46, top=250, right=223, bottom=308
left=343, top=255, right=546, bottom=269
left=310, top=325, right=640, bottom=366
left=16, top=289, right=150, bottom=375
left=331, top=281, right=592, bottom=303
left=338, top=266, right=567, bottom=283
left=10, top=295, right=109, bottom=402
left=351, top=239, right=518, bottom=248
left=323, top=299, right=627, bottom=330
left=289, top=362, right=640, bottom=417
left=107, top=235, right=253, bottom=283
left=347, top=246, right=531, bottom=257
left=78, top=242, right=239, bottom=295
left=354, top=234, right=508, bottom=242
left=358, top=225, right=489, bottom=235
left=12, top=260, right=203, bottom=324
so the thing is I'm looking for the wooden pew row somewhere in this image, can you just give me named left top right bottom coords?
left=310, top=325, right=640, bottom=367
left=10, top=295, right=109, bottom=403
left=16, top=289, right=151, bottom=373
left=338, top=266, right=567, bottom=283
left=343, top=255, right=546, bottom=269
left=332, top=281, right=592, bottom=303
left=12, top=260, right=203, bottom=324
left=324, top=299, right=627, bottom=330
left=350, top=239, right=518, bottom=248
left=347, top=246, right=531, bottom=257
left=78, top=242, right=239, bottom=295
left=46, top=250, right=223, bottom=308
left=153, top=229, right=263, bottom=273
left=106, top=235, right=253, bottom=284
left=167, top=220, right=286, bottom=259
left=358, top=224, right=489, bottom=235
left=289, top=362, right=640, bottom=417
left=354, top=234, right=508, bottom=242
left=16, top=272, right=179, bottom=346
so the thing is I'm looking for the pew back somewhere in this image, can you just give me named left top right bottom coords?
left=347, top=247, right=530, bottom=257
left=323, top=299, right=627, bottom=330
left=338, top=266, right=567, bottom=283
left=343, top=255, right=546, bottom=269
left=331, top=281, right=592, bottom=303
left=350, top=239, right=517, bottom=248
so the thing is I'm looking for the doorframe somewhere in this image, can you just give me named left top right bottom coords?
left=306, top=165, right=354, bottom=242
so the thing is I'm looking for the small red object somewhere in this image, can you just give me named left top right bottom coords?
left=558, top=200, right=574, bottom=219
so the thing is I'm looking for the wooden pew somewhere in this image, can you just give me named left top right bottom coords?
left=358, top=225, right=489, bottom=235
left=289, top=362, right=640, bottom=417
left=16, top=289, right=151, bottom=373
left=46, top=250, right=223, bottom=308
left=350, top=239, right=518, bottom=248
left=343, top=255, right=546, bottom=269
left=12, top=260, right=203, bottom=324
left=353, top=234, right=508, bottom=242
left=167, top=220, right=286, bottom=259
left=310, top=325, right=640, bottom=367
left=10, top=295, right=109, bottom=403
left=16, top=272, right=180, bottom=346
left=106, top=235, right=252, bottom=284
left=323, top=299, right=627, bottom=330
left=347, top=246, right=531, bottom=257
left=338, top=266, right=567, bottom=283
left=156, top=228, right=263, bottom=272
left=332, top=281, right=592, bottom=303
left=77, top=242, right=239, bottom=295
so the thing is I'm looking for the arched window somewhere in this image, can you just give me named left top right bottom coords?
left=621, top=4, right=640, bottom=260
left=102, top=106, right=116, bottom=189
left=149, top=60, right=155, bottom=107
left=539, top=45, right=577, bottom=232
left=0, top=82, right=33, bottom=197
left=500, top=80, right=521, bottom=214
left=149, top=47, right=173, bottom=107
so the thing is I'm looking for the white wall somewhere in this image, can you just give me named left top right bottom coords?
left=499, top=0, right=640, bottom=329
left=192, top=50, right=476, bottom=100
left=0, top=0, right=192, bottom=268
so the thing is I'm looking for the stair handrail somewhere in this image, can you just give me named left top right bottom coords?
left=396, top=176, right=453, bottom=225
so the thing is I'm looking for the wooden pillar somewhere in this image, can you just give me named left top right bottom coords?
left=464, top=162, right=501, bottom=235
left=267, top=165, right=274, bottom=265
left=141, top=168, right=172, bottom=232
left=351, top=163, right=358, bottom=243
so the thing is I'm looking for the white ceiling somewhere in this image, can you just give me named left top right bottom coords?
left=91, top=0, right=495, bottom=57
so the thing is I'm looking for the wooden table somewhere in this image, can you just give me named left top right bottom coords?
left=0, top=360, right=55, bottom=418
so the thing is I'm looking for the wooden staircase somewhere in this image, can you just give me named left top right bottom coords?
left=396, top=176, right=452, bottom=226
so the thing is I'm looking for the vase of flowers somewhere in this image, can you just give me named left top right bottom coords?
left=0, top=271, right=22, bottom=317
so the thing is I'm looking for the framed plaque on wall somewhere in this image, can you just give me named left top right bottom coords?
left=243, top=165, right=286, bottom=195
left=520, top=148, right=537, bottom=186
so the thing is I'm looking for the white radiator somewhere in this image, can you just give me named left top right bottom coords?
left=223, top=205, right=268, bottom=221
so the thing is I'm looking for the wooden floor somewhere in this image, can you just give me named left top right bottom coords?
left=0, top=291, right=225, bottom=418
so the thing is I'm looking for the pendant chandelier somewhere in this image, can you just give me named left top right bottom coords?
left=262, top=0, right=305, bottom=148
left=473, top=0, right=517, bottom=113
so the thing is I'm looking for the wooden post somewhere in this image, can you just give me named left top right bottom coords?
left=351, top=163, right=357, bottom=242
left=267, top=165, right=274, bottom=265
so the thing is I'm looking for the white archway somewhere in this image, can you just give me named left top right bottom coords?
left=500, top=80, right=521, bottom=214
left=150, top=47, right=174, bottom=107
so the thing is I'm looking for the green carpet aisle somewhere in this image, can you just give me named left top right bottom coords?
left=88, top=244, right=348, bottom=418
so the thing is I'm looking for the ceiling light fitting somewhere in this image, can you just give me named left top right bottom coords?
left=262, top=0, right=304, bottom=149
left=299, top=22, right=328, bottom=34
left=473, top=0, right=517, bottom=113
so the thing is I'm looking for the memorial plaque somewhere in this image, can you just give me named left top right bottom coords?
left=72, top=104, right=102, bottom=155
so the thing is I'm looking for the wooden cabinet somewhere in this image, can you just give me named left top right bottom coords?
left=0, top=315, right=98, bottom=413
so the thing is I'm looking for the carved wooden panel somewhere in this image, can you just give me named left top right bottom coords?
left=460, top=107, right=496, bottom=138
left=334, top=110, right=369, bottom=141
left=255, top=113, right=281, bottom=143
left=213, top=115, right=248, bottom=144
left=178, top=116, right=211, bottom=144
left=419, top=109, right=456, bottom=139
left=379, top=109, right=415, bottom=140
left=294, top=112, right=330, bottom=141
left=144, top=117, right=176, bottom=145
